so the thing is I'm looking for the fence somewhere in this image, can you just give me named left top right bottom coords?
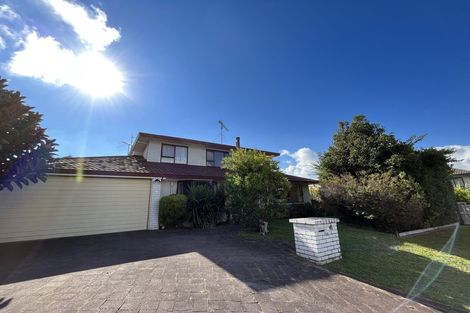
left=457, top=202, right=470, bottom=225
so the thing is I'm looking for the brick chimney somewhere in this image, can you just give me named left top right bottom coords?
left=236, top=137, right=240, bottom=149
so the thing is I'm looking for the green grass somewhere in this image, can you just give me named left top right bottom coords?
left=240, top=219, right=470, bottom=311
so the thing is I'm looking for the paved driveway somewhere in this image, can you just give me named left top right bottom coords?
left=0, top=226, right=438, bottom=313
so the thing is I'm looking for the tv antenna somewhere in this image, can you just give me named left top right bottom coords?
left=218, top=120, right=229, bottom=143
left=120, top=135, right=134, bottom=154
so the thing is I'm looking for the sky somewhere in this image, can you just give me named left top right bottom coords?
left=0, top=0, right=469, bottom=178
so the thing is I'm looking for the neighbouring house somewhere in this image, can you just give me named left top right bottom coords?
left=451, top=168, right=470, bottom=188
left=0, top=132, right=317, bottom=243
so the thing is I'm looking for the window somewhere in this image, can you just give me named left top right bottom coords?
left=175, top=146, right=187, bottom=164
left=288, top=183, right=304, bottom=203
left=161, top=144, right=188, bottom=164
left=452, top=177, right=466, bottom=188
left=177, top=180, right=216, bottom=195
left=207, top=150, right=229, bottom=167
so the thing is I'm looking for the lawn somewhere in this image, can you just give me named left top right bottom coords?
left=240, top=219, right=470, bottom=311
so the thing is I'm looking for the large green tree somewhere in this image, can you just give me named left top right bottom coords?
left=402, top=148, right=457, bottom=226
left=318, top=115, right=414, bottom=179
left=0, top=78, right=57, bottom=191
left=319, top=115, right=457, bottom=227
left=223, top=149, right=290, bottom=229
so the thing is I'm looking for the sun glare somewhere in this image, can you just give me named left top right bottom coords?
left=74, top=52, right=124, bottom=98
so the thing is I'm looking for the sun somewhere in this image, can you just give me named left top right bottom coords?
left=74, top=52, right=124, bottom=98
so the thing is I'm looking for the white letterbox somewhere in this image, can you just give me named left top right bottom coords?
left=289, top=217, right=341, bottom=265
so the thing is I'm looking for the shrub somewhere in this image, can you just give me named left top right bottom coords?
left=159, top=194, right=187, bottom=227
left=321, top=172, right=427, bottom=232
left=309, top=185, right=321, bottom=202
left=455, top=186, right=470, bottom=203
left=402, top=148, right=457, bottom=227
left=187, top=184, right=222, bottom=228
left=287, top=202, right=324, bottom=218
left=223, top=149, right=290, bottom=229
left=319, top=115, right=458, bottom=228
left=214, top=188, right=226, bottom=217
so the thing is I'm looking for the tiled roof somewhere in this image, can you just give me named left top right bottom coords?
left=52, top=156, right=317, bottom=183
left=53, top=156, right=149, bottom=174
left=452, top=168, right=470, bottom=176
left=52, top=156, right=225, bottom=180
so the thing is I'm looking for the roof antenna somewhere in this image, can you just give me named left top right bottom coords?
left=218, top=120, right=229, bottom=144
left=121, top=135, right=134, bottom=154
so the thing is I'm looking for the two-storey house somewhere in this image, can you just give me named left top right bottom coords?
left=0, top=132, right=316, bottom=243
left=129, top=133, right=314, bottom=201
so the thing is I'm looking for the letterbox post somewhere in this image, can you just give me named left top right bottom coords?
left=289, top=217, right=341, bottom=265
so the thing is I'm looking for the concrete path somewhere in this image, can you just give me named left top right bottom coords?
left=0, top=226, right=438, bottom=312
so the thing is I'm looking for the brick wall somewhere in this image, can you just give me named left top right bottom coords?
left=147, top=179, right=161, bottom=230
left=291, top=218, right=341, bottom=265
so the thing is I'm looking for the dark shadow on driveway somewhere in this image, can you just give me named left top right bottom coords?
left=0, top=225, right=330, bottom=292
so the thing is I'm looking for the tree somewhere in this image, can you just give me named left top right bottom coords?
left=0, top=78, right=57, bottom=191
left=319, top=115, right=457, bottom=228
left=318, top=115, right=413, bottom=179
left=402, top=148, right=457, bottom=227
left=223, top=149, right=290, bottom=229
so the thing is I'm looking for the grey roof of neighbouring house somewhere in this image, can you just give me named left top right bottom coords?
left=52, top=156, right=319, bottom=183
left=452, top=168, right=470, bottom=176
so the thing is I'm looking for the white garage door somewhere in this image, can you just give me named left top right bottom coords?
left=0, top=175, right=151, bottom=243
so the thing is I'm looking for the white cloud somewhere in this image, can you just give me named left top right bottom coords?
left=438, top=145, right=470, bottom=170
left=0, top=6, right=26, bottom=49
left=44, top=0, right=120, bottom=51
left=280, top=147, right=320, bottom=179
left=0, top=25, right=34, bottom=49
left=5, top=0, right=124, bottom=97
left=0, top=4, right=19, bottom=20
left=9, top=32, right=123, bottom=97
left=0, top=24, right=17, bottom=39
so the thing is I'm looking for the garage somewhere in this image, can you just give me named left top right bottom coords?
left=0, top=175, right=152, bottom=243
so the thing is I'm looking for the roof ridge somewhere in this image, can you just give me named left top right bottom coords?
left=453, top=167, right=470, bottom=173
left=284, top=174, right=319, bottom=183
left=138, top=132, right=236, bottom=147
left=134, top=132, right=280, bottom=156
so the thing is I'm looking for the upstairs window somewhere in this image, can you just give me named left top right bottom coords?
left=207, top=150, right=229, bottom=167
left=161, top=144, right=188, bottom=164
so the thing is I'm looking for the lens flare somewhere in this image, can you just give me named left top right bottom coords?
left=392, top=224, right=460, bottom=312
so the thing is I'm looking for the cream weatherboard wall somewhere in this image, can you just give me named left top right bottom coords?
left=0, top=175, right=152, bottom=243
left=160, top=180, right=178, bottom=197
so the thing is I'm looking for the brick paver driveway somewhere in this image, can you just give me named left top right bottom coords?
left=0, top=226, right=438, bottom=313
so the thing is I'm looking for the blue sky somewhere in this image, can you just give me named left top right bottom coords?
left=1, top=0, right=469, bottom=177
